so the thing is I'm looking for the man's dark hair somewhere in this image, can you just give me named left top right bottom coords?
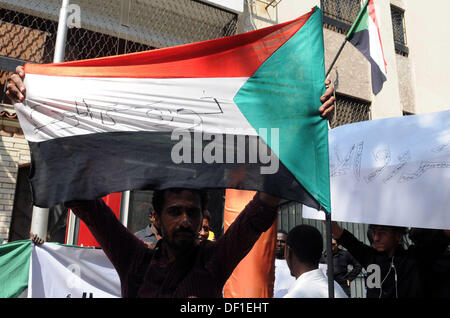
left=367, top=227, right=374, bottom=245
left=203, top=209, right=211, bottom=222
left=368, top=224, right=407, bottom=235
left=148, top=204, right=154, bottom=217
left=286, top=225, right=323, bottom=267
left=152, top=188, right=208, bottom=216
left=278, top=229, right=288, bottom=236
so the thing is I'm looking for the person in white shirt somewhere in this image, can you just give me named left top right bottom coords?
left=274, top=230, right=296, bottom=298
left=283, top=225, right=347, bottom=298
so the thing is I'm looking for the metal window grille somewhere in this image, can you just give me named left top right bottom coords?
left=321, top=0, right=361, bottom=35
left=391, top=5, right=408, bottom=56
left=329, top=93, right=371, bottom=128
left=0, top=0, right=238, bottom=104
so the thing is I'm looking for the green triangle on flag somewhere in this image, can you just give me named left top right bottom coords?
left=234, top=7, right=331, bottom=212
left=0, top=240, right=31, bottom=298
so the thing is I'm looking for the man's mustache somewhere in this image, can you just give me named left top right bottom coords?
left=174, top=228, right=196, bottom=237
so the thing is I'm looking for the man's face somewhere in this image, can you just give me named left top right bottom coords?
left=149, top=212, right=156, bottom=225
left=371, top=226, right=401, bottom=255
left=276, top=232, right=287, bottom=259
left=197, top=217, right=210, bottom=243
left=332, top=239, right=339, bottom=253
left=155, top=190, right=202, bottom=251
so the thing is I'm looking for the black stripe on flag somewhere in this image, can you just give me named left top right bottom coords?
left=28, top=131, right=320, bottom=209
left=349, top=29, right=387, bottom=95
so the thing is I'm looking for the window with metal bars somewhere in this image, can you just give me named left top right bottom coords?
left=391, top=5, right=409, bottom=57
left=329, top=93, right=371, bottom=129
left=320, top=0, right=361, bottom=35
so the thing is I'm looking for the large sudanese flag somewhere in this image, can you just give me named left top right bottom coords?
left=15, top=7, right=331, bottom=212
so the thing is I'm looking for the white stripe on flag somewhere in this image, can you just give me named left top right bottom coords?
left=368, top=8, right=387, bottom=77
left=16, top=74, right=255, bottom=143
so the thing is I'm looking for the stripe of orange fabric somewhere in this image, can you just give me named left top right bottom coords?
left=24, top=8, right=315, bottom=79
left=368, top=0, right=387, bottom=72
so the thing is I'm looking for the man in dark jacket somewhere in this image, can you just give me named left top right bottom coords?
left=408, top=228, right=450, bottom=298
left=331, top=222, right=450, bottom=298
left=320, top=238, right=362, bottom=297
left=67, top=189, right=280, bottom=298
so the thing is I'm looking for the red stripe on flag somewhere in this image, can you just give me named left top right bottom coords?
left=368, top=0, right=387, bottom=73
left=24, top=8, right=315, bottom=78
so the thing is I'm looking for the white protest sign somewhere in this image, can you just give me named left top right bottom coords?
left=303, top=109, right=450, bottom=230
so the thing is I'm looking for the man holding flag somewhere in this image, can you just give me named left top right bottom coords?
left=6, top=7, right=336, bottom=297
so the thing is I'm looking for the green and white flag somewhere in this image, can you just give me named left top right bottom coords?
left=0, top=240, right=120, bottom=298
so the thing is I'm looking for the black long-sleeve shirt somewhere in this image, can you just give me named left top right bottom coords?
left=320, top=249, right=362, bottom=286
left=337, top=229, right=449, bottom=298
left=67, top=194, right=277, bottom=298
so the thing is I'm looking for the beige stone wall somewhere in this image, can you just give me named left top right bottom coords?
left=396, top=54, right=415, bottom=114
left=276, top=0, right=320, bottom=23
left=323, top=29, right=371, bottom=101
left=0, top=120, right=30, bottom=244
left=404, top=1, right=450, bottom=114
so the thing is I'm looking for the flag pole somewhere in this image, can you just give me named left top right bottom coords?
left=323, top=209, right=335, bottom=298
left=30, top=0, right=70, bottom=241
left=325, top=39, right=347, bottom=77
left=324, top=0, right=371, bottom=297
left=53, top=0, right=70, bottom=63
left=325, top=0, right=370, bottom=78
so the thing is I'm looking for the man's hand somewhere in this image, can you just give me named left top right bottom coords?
left=144, top=242, right=156, bottom=249
left=6, top=65, right=26, bottom=103
left=258, top=192, right=280, bottom=208
left=322, top=220, right=344, bottom=239
left=30, top=232, right=45, bottom=245
left=319, top=78, right=336, bottom=118
left=331, top=221, right=344, bottom=239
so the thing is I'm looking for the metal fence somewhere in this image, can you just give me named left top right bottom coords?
left=0, top=0, right=238, bottom=103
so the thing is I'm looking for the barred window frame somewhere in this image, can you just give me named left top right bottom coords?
left=321, top=0, right=362, bottom=35
left=391, top=4, right=409, bottom=57
left=329, top=92, right=371, bottom=129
